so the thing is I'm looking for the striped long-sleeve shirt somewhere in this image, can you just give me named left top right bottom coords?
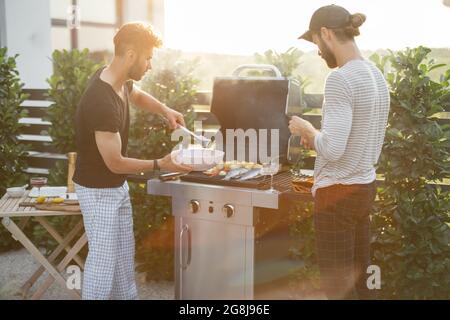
left=312, top=59, right=390, bottom=196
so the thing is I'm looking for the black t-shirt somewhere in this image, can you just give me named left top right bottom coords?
left=73, top=67, right=133, bottom=188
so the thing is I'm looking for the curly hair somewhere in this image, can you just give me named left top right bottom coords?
left=113, top=22, right=162, bottom=56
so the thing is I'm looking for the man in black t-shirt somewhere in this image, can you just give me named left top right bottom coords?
left=73, top=22, right=192, bottom=300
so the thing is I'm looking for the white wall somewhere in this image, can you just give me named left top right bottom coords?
left=0, top=1, right=6, bottom=48
left=122, top=0, right=165, bottom=37
left=150, top=0, right=165, bottom=37
left=0, top=0, right=52, bottom=89
left=122, top=0, right=149, bottom=23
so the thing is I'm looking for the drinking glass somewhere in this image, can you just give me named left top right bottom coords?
left=30, top=177, right=47, bottom=197
left=261, top=160, right=280, bottom=193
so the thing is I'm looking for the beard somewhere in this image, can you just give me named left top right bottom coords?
left=128, top=63, right=146, bottom=81
left=318, top=37, right=338, bottom=68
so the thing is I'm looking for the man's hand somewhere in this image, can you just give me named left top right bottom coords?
left=300, top=136, right=312, bottom=150
left=289, top=116, right=319, bottom=150
left=159, top=151, right=193, bottom=172
left=163, top=106, right=185, bottom=129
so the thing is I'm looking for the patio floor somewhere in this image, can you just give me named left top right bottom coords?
left=0, top=248, right=326, bottom=300
left=0, top=248, right=174, bottom=300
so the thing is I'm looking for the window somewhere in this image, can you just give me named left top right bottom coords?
left=50, top=0, right=73, bottom=20
left=51, top=27, right=71, bottom=51
left=78, top=0, right=117, bottom=24
left=78, top=26, right=116, bottom=52
left=50, top=0, right=122, bottom=52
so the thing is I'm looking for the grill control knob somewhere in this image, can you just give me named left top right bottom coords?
left=223, top=204, right=235, bottom=218
left=189, top=200, right=200, bottom=214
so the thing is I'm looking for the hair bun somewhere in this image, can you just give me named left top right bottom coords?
left=350, top=13, right=366, bottom=28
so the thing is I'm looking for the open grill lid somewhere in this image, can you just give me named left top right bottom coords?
left=210, top=64, right=302, bottom=165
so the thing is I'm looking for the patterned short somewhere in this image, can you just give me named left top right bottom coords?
left=75, top=181, right=138, bottom=300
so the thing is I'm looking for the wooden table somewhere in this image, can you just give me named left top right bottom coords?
left=0, top=190, right=87, bottom=299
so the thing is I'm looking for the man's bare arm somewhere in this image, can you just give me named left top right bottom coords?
left=130, top=86, right=166, bottom=114
left=95, top=131, right=193, bottom=174
left=95, top=131, right=154, bottom=174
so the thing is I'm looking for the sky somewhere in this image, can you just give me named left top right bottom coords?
left=164, top=0, right=450, bottom=55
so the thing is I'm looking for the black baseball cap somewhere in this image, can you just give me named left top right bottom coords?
left=298, top=4, right=351, bottom=42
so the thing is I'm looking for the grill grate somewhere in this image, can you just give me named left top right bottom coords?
left=180, top=170, right=312, bottom=197
left=176, top=170, right=314, bottom=207
left=271, top=171, right=314, bottom=204
left=258, top=171, right=294, bottom=192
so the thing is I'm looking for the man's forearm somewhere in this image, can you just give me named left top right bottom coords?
left=109, top=156, right=157, bottom=175
left=132, top=89, right=167, bottom=115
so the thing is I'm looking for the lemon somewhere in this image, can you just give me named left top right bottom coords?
left=36, top=196, right=46, bottom=204
left=51, top=197, right=64, bottom=204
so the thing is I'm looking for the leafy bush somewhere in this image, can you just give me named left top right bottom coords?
left=0, top=48, right=29, bottom=252
left=371, top=47, right=450, bottom=299
left=254, top=47, right=303, bottom=78
left=128, top=50, right=199, bottom=281
left=0, top=48, right=29, bottom=194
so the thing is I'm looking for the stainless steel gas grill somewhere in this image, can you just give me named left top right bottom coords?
left=148, top=172, right=312, bottom=300
left=147, top=65, right=310, bottom=300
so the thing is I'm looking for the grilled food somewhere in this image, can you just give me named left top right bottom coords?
left=204, top=161, right=262, bottom=178
left=238, top=168, right=263, bottom=181
left=224, top=168, right=249, bottom=180
left=291, top=176, right=314, bottom=193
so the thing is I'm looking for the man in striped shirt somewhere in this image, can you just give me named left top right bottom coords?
left=289, top=5, right=390, bottom=299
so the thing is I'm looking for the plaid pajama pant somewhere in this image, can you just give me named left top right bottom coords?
left=75, top=181, right=138, bottom=300
left=314, top=182, right=377, bottom=300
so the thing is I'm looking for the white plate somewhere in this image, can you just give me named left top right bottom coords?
left=6, top=187, right=26, bottom=198
left=173, top=148, right=224, bottom=171
left=29, top=186, right=68, bottom=198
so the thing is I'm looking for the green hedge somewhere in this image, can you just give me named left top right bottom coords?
left=370, top=47, right=450, bottom=299
left=0, top=48, right=29, bottom=252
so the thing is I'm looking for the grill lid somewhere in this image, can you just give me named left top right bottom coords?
left=210, top=64, right=301, bottom=165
